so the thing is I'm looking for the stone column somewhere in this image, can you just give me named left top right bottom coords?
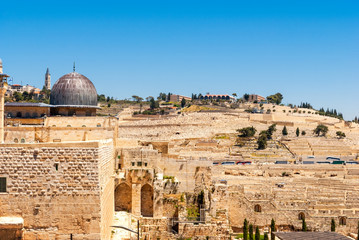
left=132, top=183, right=141, bottom=216
left=0, top=86, right=7, bottom=143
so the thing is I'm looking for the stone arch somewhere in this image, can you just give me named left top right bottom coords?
left=298, top=212, right=305, bottom=220
left=254, top=204, right=261, bottom=213
left=339, top=217, right=346, bottom=226
left=115, top=183, right=132, bottom=212
left=16, top=112, right=22, bottom=118
left=141, top=184, right=153, bottom=217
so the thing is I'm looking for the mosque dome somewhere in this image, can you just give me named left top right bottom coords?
left=50, top=72, right=97, bottom=106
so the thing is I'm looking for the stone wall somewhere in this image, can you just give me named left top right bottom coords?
left=0, top=140, right=114, bottom=239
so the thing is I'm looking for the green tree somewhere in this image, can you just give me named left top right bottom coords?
left=336, top=131, right=346, bottom=139
left=150, top=98, right=158, bottom=110
left=132, top=95, right=143, bottom=103
left=301, top=130, right=306, bottom=136
left=282, top=126, right=288, bottom=136
left=181, top=98, right=186, bottom=108
left=331, top=219, right=336, bottom=232
left=249, top=224, right=254, bottom=240
left=266, top=124, right=277, bottom=139
left=270, top=219, right=276, bottom=240
left=13, top=92, right=23, bottom=102
left=296, top=127, right=300, bottom=137
left=158, top=92, right=166, bottom=101
left=257, top=133, right=267, bottom=150
left=237, top=126, right=257, bottom=137
left=302, top=218, right=307, bottom=232
left=313, top=124, right=328, bottom=137
left=243, top=93, right=250, bottom=102
left=266, top=93, right=283, bottom=105
left=357, top=220, right=359, bottom=240
left=255, top=226, right=260, bottom=240
left=243, top=219, right=248, bottom=240
left=264, top=232, right=269, bottom=240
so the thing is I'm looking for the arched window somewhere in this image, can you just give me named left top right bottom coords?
left=115, top=183, right=132, bottom=212
left=339, top=217, right=346, bottom=226
left=21, top=138, right=25, bottom=143
left=25, top=112, right=30, bottom=118
left=16, top=112, right=22, bottom=118
left=14, top=138, right=18, bottom=143
left=298, top=212, right=305, bottom=220
left=254, top=204, right=261, bottom=213
left=32, top=112, right=38, bottom=118
left=97, top=124, right=101, bottom=127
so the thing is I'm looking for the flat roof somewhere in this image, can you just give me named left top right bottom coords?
left=5, top=102, right=53, bottom=107
left=275, top=232, right=351, bottom=240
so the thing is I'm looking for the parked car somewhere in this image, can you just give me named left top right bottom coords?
left=275, top=161, right=288, bottom=164
left=332, top=160, right=346, bottom=165
left=347, top=161, right=359, bottom=165
left=236, top=161, right=252, bottom=165
left=213, top=162, right=219, bottom=165
left=303, top=161, right=315, bottom=164
left=317, top=161, right=331, bottom=164
left=221, top=161, right=235, bottom=165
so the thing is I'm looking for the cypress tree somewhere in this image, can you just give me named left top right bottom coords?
left=243, top=219, right=248, bottom=240
left=270, top=219, right=276, bottom=240
left=282, top=126, right=288, bottom=136
left=331, top=219, right=336, bottom=232
left=249, top=224, right=254, bottom=240
left=264, top=232, right=269, bottom=240
left=296, top=127, right=300, bottom=137
left=255, top=226, right=260, bottom=240
left=302, top=218, right=307, bottom=232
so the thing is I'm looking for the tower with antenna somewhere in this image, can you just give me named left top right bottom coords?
left=45, top=68, right=51, bottom=90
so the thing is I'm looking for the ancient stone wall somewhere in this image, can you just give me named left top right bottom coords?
left=0, top=140, right=114, bottom=239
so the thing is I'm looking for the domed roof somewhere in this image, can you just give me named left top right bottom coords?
left=50, top=72, right=97, bottom=106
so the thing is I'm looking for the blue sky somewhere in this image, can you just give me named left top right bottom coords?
left=1, top=0, right=358, bottom=119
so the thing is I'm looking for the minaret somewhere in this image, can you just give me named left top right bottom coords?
left=45, top=68, right=51, bottom=89
left=0, top=59, right=3, bottom=74
left=0, top=61, right=9, bottom=143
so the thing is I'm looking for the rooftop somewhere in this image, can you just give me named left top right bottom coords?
left=274, top=232, right=351, bottom=240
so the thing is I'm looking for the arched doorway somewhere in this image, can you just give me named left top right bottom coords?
left=141, top=184, right=153, bottom=217
left=115, top=183, right=132, bottom=212
left=298, top=212, right=305, bottom=220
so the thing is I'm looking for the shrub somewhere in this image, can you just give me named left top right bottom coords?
left=249, top=224, right=254, bottom=240
left=255, top=226, right=260, bottom=240
left=270, top=219, right=276, bottom=240
left=237, top=126, right=257, bottom=137
left=296, top=128, right=300, bottom=137
left=243, top=219, right=248, bottom=240
left=301, top=131, right=306, bottom=136
left=282, top=126, right=288, bottom=136
left=302, top=218, right=307, bottom=232
left=257, top=134, right=267, bottom=150
left=331, top=219, right=335, bottom=232
left=336, top=131, right=346, bottom=139
left=313, top=124, right=328, bottom=136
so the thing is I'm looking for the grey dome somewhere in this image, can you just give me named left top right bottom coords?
left=50, top=72, right=97, bottom=106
